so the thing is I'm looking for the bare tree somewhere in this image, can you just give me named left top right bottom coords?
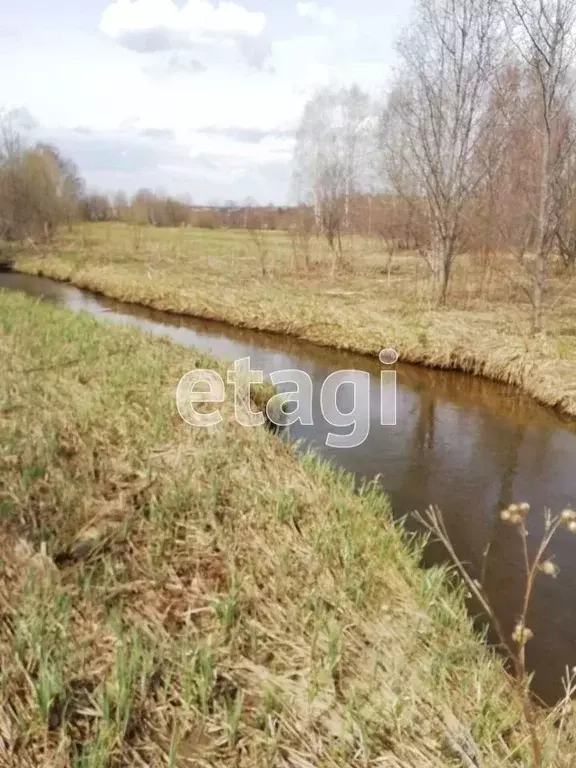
left=247, top=212, right=270, bottom=277
left=288, top=206, right=315, bottom=272
left=81, top=193, right=112, bottom=223
left=293, top=85, right=373, bottom=271
left=112, top=190, right=130, bottom=222
left=34, top=143, right=85, bottom=232
left=380, top=0, right=501, bottom=304
left=554, top=141, right=576, bottom=271
left=0, top=119, right=85, bottom=243
left=242, top=196, right=258, bottom=229
left=504, top=0, right=576, bottom=331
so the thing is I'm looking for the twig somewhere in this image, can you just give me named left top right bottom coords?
left=414, top=503, right=572, bottom=767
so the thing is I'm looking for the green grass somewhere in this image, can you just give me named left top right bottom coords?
left=1, top=288, right=574, bottom=766
left=11, top=221, right=576, bottom=418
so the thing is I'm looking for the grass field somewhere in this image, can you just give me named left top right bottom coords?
left=2, top=289, right=575, bottom=766
left=12, top=222, right=576, bottom=419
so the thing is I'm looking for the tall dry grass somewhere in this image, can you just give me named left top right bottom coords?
left=1, top=289, right=574, bottom=765
left=11, top=222, right=576, bottom=418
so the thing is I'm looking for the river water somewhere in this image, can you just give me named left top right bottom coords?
left=2, top=271, right=576, bottom=704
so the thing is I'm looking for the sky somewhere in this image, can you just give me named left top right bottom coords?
left=0, top=0, right=413, bottom=204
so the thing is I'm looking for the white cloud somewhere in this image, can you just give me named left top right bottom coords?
left=296, top=2, right=337, bottom=26
left=100, top=0, right=267, bottom=52
left=0, top=0, right=414, bottom=202
left=188, top=131, right=295, bottom=167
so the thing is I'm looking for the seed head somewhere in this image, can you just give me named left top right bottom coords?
left=512, top=622, right=534, bottom=646
left=569, top=521, right=576, bottom=535
left=561, top=509, right=576, bottom=525
left=501, top=503, right=529, bottom=525
left=539, top=560, right=559, bottom=578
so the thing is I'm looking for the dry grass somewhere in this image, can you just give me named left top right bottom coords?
left=1, top=289, right=574, bottom=766
left=11, top=222, right=576, bottom=418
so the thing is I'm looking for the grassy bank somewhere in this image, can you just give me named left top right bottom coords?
left=11, top=222, right=576, bottom=419
left=1, top=288, right=573, bottom=766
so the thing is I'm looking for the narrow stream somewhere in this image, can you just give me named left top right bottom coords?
left=2, top=271, right=576, bottom=704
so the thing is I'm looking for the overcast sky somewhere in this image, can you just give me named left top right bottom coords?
left=0, top=0, right=412, bottom=204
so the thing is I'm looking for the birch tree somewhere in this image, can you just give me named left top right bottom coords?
left=292, top=85, right=373, bottom=269
left=381, top=0, right=500, bottom=304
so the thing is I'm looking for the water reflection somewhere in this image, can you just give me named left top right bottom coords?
left=2, top=272, right=576, bottom=703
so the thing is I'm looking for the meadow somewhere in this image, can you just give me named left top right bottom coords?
left=12, top=222, right=576, bottom=418
left=4, top=290, right=575, bottom=765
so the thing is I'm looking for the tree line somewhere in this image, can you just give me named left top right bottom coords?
left=81, top=190, right=309, bottom=231
left=0, top=115, right=308, bottom=238
left=293, top=0, right=576, bottom=329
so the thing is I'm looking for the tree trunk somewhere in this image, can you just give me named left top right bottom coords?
left=438, top=258, right=451, bottom=305
left=531, top=255, right=546, bottom=334
left=437, top=235, right=455, bottom=306
left=531, top=124, right=552, bottom=335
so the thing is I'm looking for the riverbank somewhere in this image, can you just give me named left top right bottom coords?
left=1, top=288, right=571, bottom=765
left=11, top=222, right=576, bottom=419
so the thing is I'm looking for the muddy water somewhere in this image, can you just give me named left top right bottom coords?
left=2, top=271, right=576, bottom=704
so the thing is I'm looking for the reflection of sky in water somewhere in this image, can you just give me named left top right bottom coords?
left=3, top=271, right=576, bottom=704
